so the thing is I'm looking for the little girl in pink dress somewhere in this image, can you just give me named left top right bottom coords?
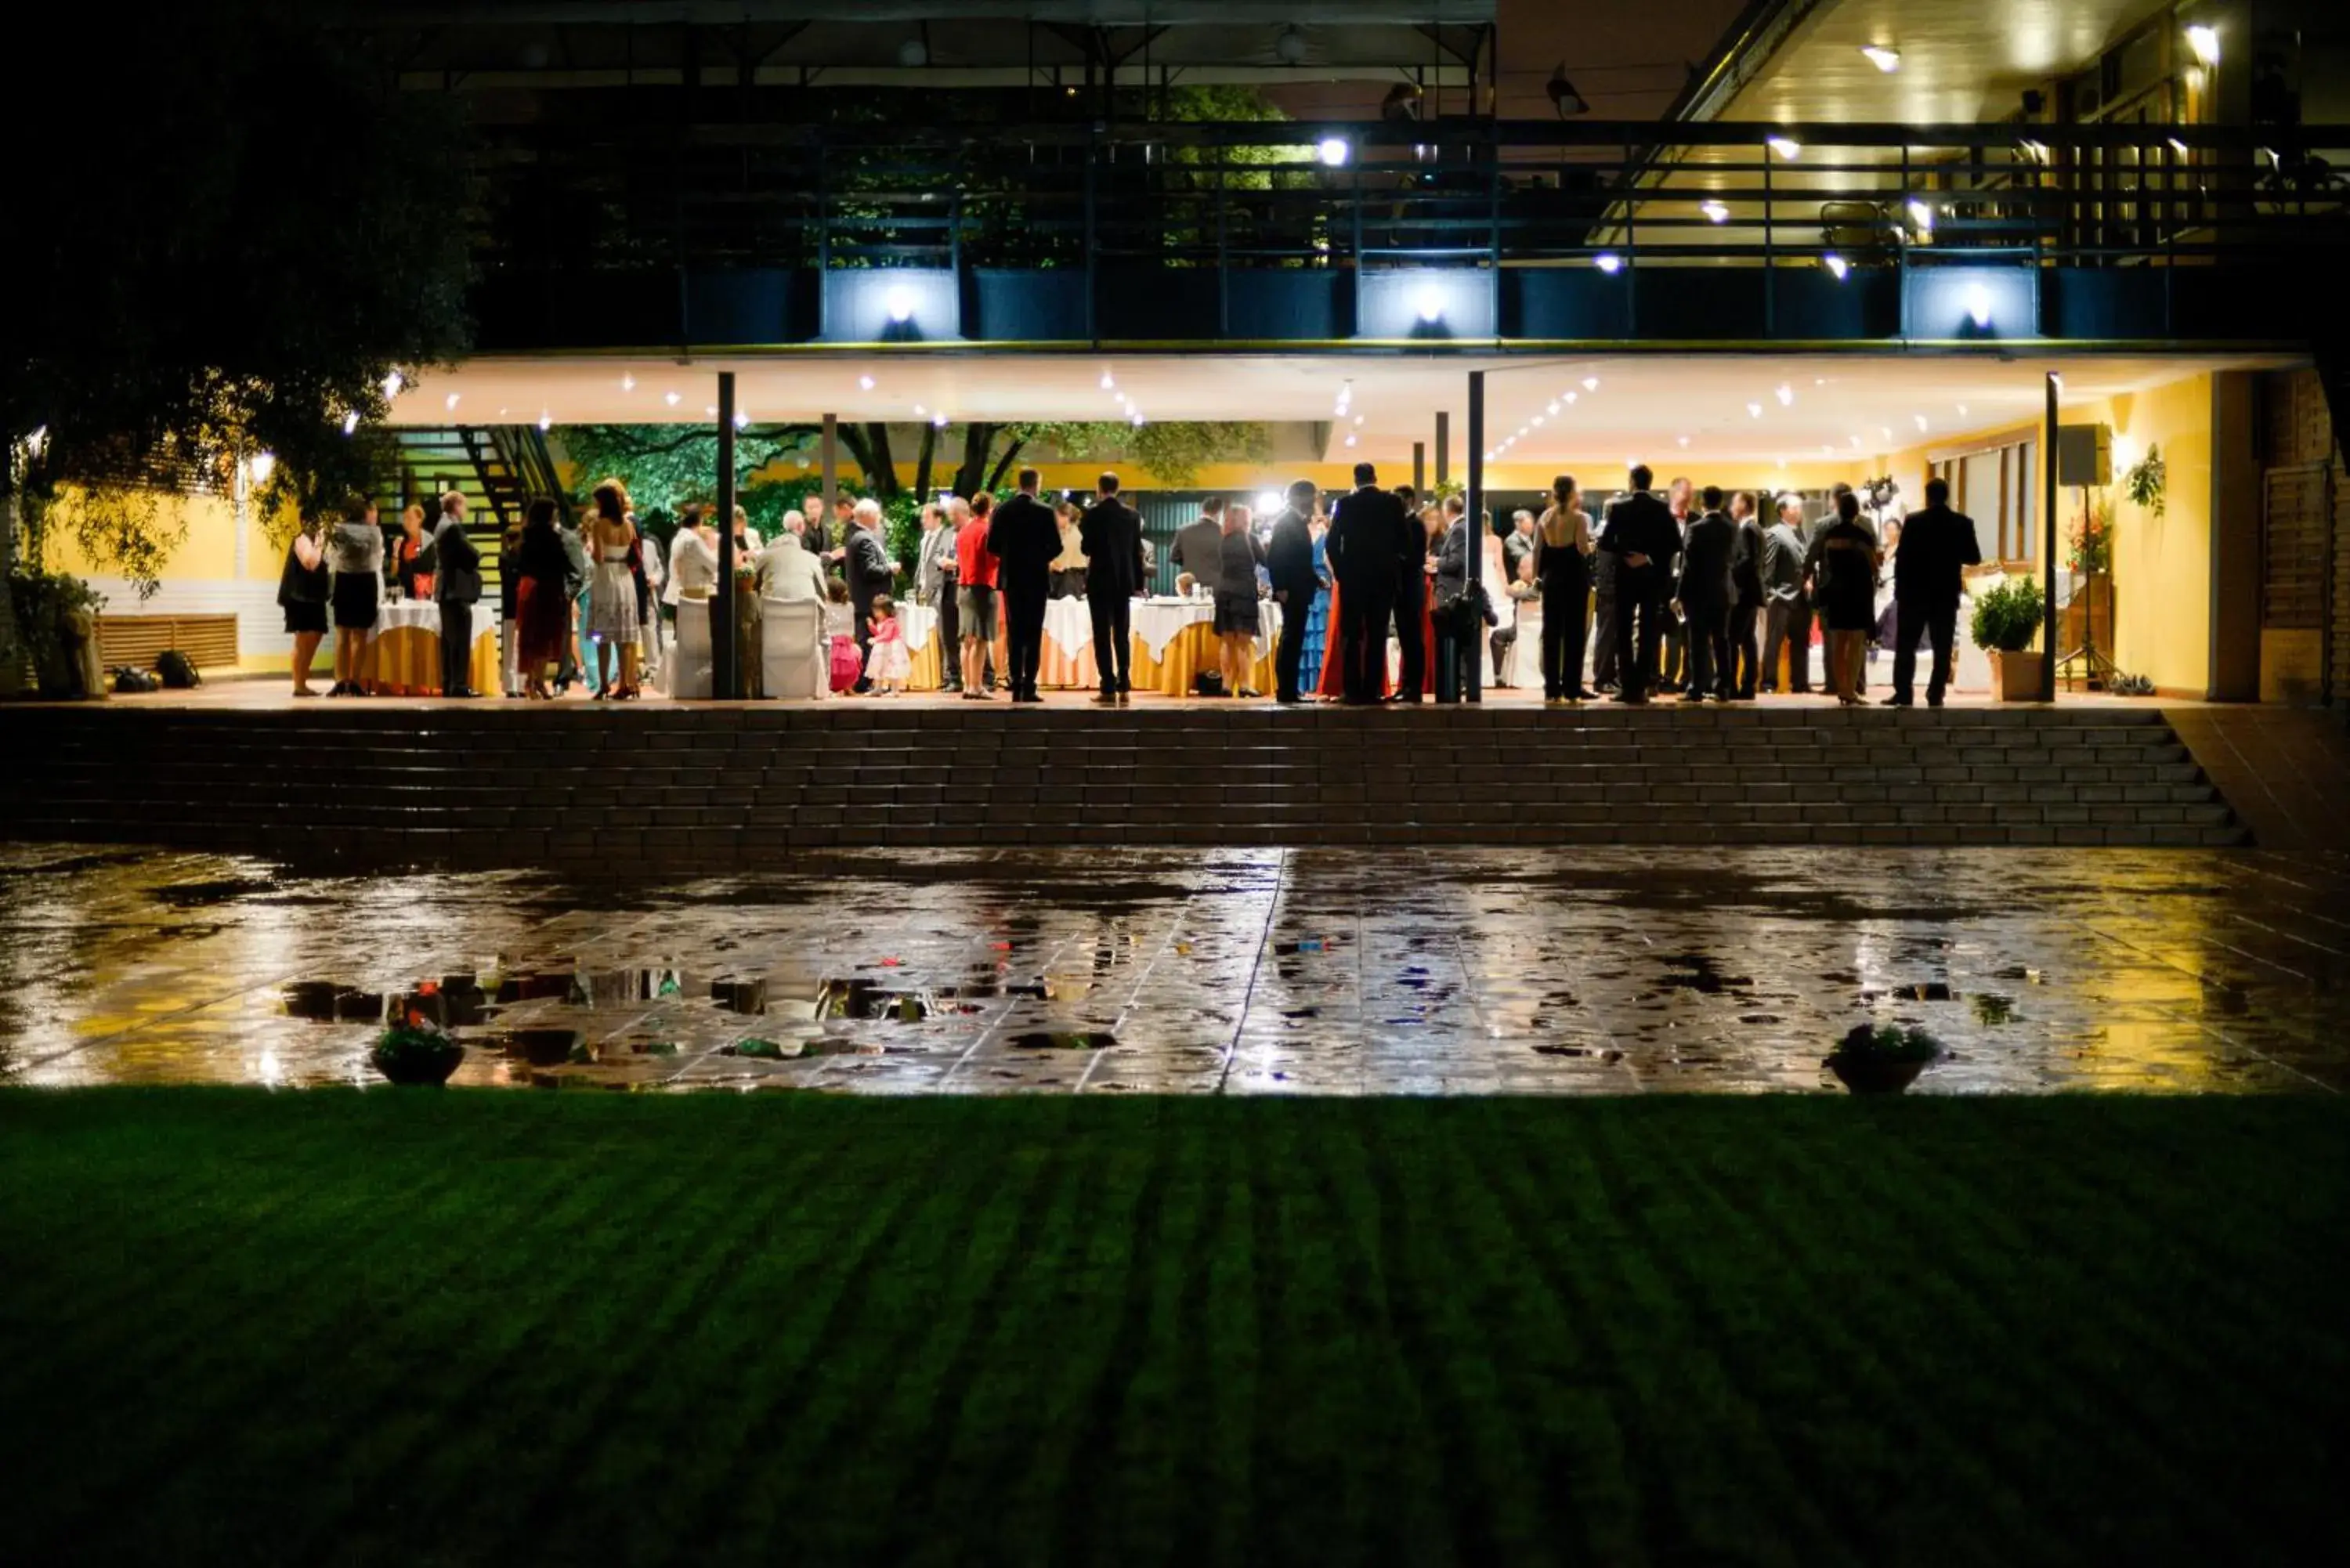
left=822, top=577, right=860, bottom=694
left=862, top=594, right=911, bottom=695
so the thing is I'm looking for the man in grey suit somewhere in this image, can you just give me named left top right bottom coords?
left=1759, top=495, right=1810, bottom=694
left=913, top=502, right=961, bottom=692
left=430, top=490, right=483, bottom=698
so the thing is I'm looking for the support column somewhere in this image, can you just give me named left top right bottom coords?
left=1466, top=371, right=1484, bottom=703
left=2042, top=371, right=2059, bottom=703
left=714, top=372, right=739, bottom=700
left=1412, top=441, right=1426, bottom=496
left=1435, top=411, right=1450, bottom=490
left=821, top=413, right=839, bottom=511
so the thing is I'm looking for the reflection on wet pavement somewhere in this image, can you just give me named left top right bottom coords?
left=2, top=841, right=2345, bottom=1096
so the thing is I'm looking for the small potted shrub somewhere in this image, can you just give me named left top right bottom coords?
left=1969, top=576, right=2045, bottom=701
left=371, top=1021, right=465, bottom=1086
left=1824, top=1023, right=1940, bottom=1095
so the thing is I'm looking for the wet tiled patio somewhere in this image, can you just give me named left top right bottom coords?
left=2, top=842, right=2345, bottom=1094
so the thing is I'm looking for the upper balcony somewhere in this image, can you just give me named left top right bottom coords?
left=465, top=116, right=2350, bottom=355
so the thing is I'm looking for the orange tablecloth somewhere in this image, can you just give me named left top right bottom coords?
left=1128, top=621, right=1278, bottom=697
left=364, top=609, right=501, bottom=697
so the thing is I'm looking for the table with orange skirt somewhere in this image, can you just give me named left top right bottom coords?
left=363, top=601, right=501, bottom=696
left=1129, top=596, right=1282, bottom=697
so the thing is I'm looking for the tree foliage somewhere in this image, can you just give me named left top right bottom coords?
left=5, top=2, right=474, bottom=577
left=559, top=425, right=822, bottom=529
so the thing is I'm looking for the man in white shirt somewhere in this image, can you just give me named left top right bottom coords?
left=914, top=501, right=961, bottom=692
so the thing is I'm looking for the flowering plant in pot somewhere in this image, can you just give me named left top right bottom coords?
left=1969, top=576, right=2044, bottom=701
left=371, top=1018, right=465, bottom=1086
left=1824, top=1023, right=1940, bottom=1095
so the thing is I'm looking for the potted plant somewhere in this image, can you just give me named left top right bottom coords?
left=1824, top=1023, right=1940, bottom=1095
left=1969, top=576, right=2045, bottom=701
left=370, top=1021, right=465, bottom=1086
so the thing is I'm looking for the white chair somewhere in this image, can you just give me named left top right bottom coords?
left=763, top=598, right=825, bottom=699
left=668, top=598, right=714, bottom=699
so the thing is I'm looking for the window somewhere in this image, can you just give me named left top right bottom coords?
left=1932, top=436, right=2036, bottom=562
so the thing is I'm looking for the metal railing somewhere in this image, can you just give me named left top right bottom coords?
left=468, top=117, right=2350, bottom=282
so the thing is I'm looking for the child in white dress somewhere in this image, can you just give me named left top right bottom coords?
left=863, top=594, right=911, bottom=695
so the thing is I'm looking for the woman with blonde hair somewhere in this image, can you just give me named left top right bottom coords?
left=1213, top=501, right=1267, bottom=698
left=583, top=477, right=642, bottom=699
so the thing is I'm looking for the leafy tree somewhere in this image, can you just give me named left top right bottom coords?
left=559, top=425, right=822, bottom=530
left=5, top=3, right=472, bottom=555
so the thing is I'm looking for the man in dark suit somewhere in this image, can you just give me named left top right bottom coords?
left=1078, top=471, right=1147, bottom=704
left=1589, top=537, right=1621, bottom=692
left=1596, top=464, right=1679, bottom=704
left=843, top=497, right=898, bottom=693
left=1885, top=475, right=1983, bottom=707
left=1658, top=476, right=1697, bottom=691
left=985, top=468, right=1061, bottom=703
left=430, top=490, right=482, bottom=698
left=1726, top=490, right=1766, bottom=701
left=1326, top=462, right=1406, bottom=705
left=1264, top=478, right=1321, bottom=705
left=1674, top=485, right=1737, bottom=703
left=1390, top=486, right=1430, bottom=703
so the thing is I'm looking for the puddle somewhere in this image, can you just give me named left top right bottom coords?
left=1007, top=1031, right=1117, bottom=1050
left=1971, top=993, right=2017, bottom=1025
left=483, top=1028, right=584, bottom=1066
left=1657, top=954, right=1755, bottom=993
left=150, top=878, right=275, bottom=908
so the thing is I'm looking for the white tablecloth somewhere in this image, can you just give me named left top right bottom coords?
left=371, top=601, right=447, bottom=638
left=1043, top=598, right=1094, bottom=661
left=1131, top=597, right=1215, bottom=658
left=902, top=602, right=938, bottom=656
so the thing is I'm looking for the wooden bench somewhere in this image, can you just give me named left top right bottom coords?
left=96, top=613, right=239, bottom=672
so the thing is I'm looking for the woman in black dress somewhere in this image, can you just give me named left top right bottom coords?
left=1812, top=490, right=1882, bottom=706
left=1535, top=474, right=1596, bottom=703
left=276, top=513, right=329, bottom=696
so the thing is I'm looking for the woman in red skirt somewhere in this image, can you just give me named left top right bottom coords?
left=514, top=497, right=572, bottom=699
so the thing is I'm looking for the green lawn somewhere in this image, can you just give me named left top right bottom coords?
left=2, top=1091, right=2344, bottom=1568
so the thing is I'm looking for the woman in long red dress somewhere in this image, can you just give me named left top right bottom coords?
left=513, top=498, right=572, bottom=699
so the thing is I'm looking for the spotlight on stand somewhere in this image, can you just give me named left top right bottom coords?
left=1414, top=287, right=1444, bottom=323
left=885, top=287, right=916, bottom=324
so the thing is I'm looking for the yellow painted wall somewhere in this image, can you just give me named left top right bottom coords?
left=2072, top=373, right=2214, bottom=695
left=34, top=488, right=239, bottom=580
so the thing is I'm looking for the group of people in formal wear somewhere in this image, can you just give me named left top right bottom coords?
left=1318, top=461, right=1983, bottom=708
left=279, top=456, right=1983, bottom=710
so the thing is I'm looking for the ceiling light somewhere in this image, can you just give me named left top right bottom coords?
left=444, top=392, right=461, bottom=411
left=381, top=370, right=403, bottom=398
left=2185, top=25, right=2219, bottom=67
left=539, top=412, right=552, bottom=432
left=1748, top=402, right=1763, bottom=417
left=1414, top=287, right=1444, bottom=322
left=1849, top=435, right=1862, bottom=448
left=859, top=374, right=876, bottom=391
left=735, top=410, right=750, bottom=429
left=1593, top=253, right=1623, bottom=274
left=1483, top=450, right=1495, bottom=462
left=913, top=403, right=926, bottom=415
left=1565, top=391, right=1578, bottom=405
left=1700, top=200, right=1730, bottom=224
left=342, top=411, right=360, bottom=435
left=621, top=374, right=636, bottom=392
left=1914, top=414, right=1929, bottom=432
left=665, top=391, right=682, bottom=406
left=1318, top=137, right=1350, bottom=168
left=1768, top=136, right=1801, bottom=161
left=931, top=411, right=948, bottom=428
left=1343, top=433, right=1357, bottom=446
left=1546, top=401, right=1560, bottom=415
left=1824, top=254, right=1850, bottom=280
left=1582, top=376, right=1599, bottom=392
left=704, top=405, right=717, bottom=417
left=1957, top=403, right=1969, bottom=417
left=885, top=287, right=916, bottom=323
left=1677, top=435, right=1690, bottom=448
left=1532, top=415, right=1545, bottom=428
left=1517, top=425, right=1529, bottom=437
left=1099, top=371, right=1115, bottom=390
left=1775, top=383, right=1795, bottom=406
left=1861, top=46, right=1900, bottom=73
left=1132, top=414, right=1146, bottom=428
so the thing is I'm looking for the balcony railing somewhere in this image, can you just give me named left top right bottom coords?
left=461, top=117, right=2350, bottom=345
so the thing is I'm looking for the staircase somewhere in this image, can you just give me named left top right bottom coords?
left=0, top=705, right=2246, bottom=871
